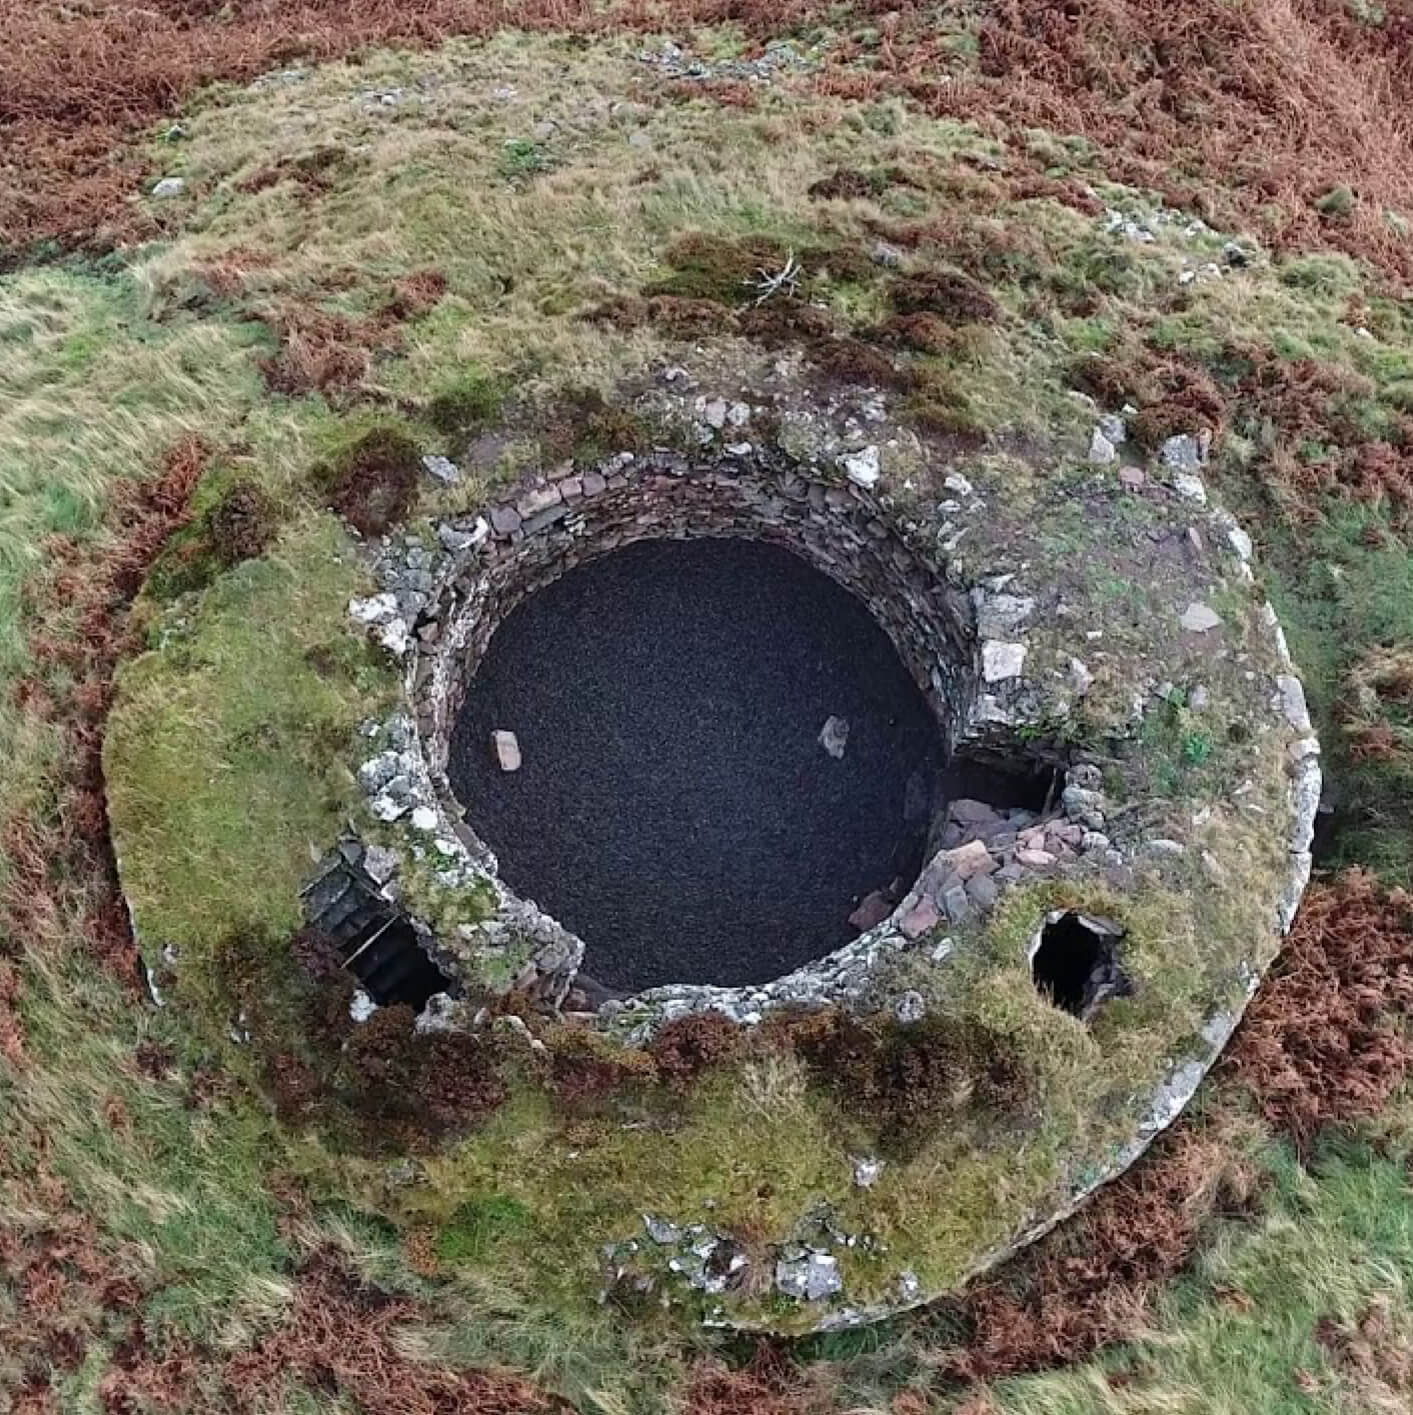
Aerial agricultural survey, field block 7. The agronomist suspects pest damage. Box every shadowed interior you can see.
[447,538,945,991]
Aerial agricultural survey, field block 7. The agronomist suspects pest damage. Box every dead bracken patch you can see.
[258,302,402,399]
[807,166,886,201]
[938,1119,1259,1381]
[222,1249,562,1415]
[683,1345,825,1415]
[1225,869,1413,1147]
[0,1168,149,1412]
[341,1004,508,1143]
[785,1010,1031,1156]
[539,385,647,464]
[1313,1298,1413,1409]
[887,269,1001,324]
[647,1010,745,1088]
[236,144,352,198]
[380,267,449,321]
[204,480,278,567]
[322,426,422,537]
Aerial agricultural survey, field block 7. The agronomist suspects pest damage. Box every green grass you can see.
[104,512,395,1016]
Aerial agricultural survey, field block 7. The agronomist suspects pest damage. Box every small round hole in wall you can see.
[1031,910,1130,1019]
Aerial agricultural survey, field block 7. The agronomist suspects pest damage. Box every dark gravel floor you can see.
[448,538,942,992]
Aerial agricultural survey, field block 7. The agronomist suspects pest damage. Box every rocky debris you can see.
[639,37,820,84]
[775,1250,842,1302]
[982,640,1027,682]
[518,483,563,519]
[1275,674,1313,733]
[848,890,893,932]
[974,592,1035,639]
[1171,472,1208,504]
[1160,434,1205,474]
[1118,465,1146,490]
[852,1156,884,1188]
[644,1214,681,1245]
[818,714,850,759]
[150,176,186,198]
[1180,602,1222,633]
[899,895,939,938]
[838,445,880,487]
[422,454,461,485]
[893,989,926,1024]
[1068,657,1094,695]
[349,989,378,1022]
[1088,427,1119,465]
[1097,413,1127,446]
[490,505,522,535]
[492,729,522,772]
[363,844,399,885]
[607,1220,750,1300]
[437,519,484,553]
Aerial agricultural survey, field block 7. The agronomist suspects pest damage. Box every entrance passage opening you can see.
[447,538,945,992]
[1032,911,1131,1019]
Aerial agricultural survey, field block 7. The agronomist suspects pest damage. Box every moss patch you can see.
[105,512,396,1013]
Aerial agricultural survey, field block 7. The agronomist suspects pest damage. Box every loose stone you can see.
[1160,434,1204,474]
[1098,413,1127,445]
[492,730,522,772]
[965,873,998,911]
[941,884,971,923]
[838,445,881,487]
[1275,674,1313,733]
[893,990,926,1024]
[422,454,461,485]
[517,483,563,519]
[775,1252,841,1302]
[852,1156,884,1188]
[982,640,1027,682]
[900,896,939,938]
[1180,602,1222,633]
[1088,427,1118,465]
[818,715,850,759]
[490,505,522,535]
[151,177,186,198]
[1171,472,1208,504]
[848,890,893,932]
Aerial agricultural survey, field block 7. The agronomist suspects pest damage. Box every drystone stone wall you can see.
[417,449,977,780]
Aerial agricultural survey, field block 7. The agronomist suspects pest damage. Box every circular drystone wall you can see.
[110,359,1316,1334]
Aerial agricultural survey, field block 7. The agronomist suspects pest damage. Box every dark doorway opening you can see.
[342,914,452,1010]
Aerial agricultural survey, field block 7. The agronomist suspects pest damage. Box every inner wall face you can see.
[447,538,941,991]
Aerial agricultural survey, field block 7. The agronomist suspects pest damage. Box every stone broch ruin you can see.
[119,351,1320,1329]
